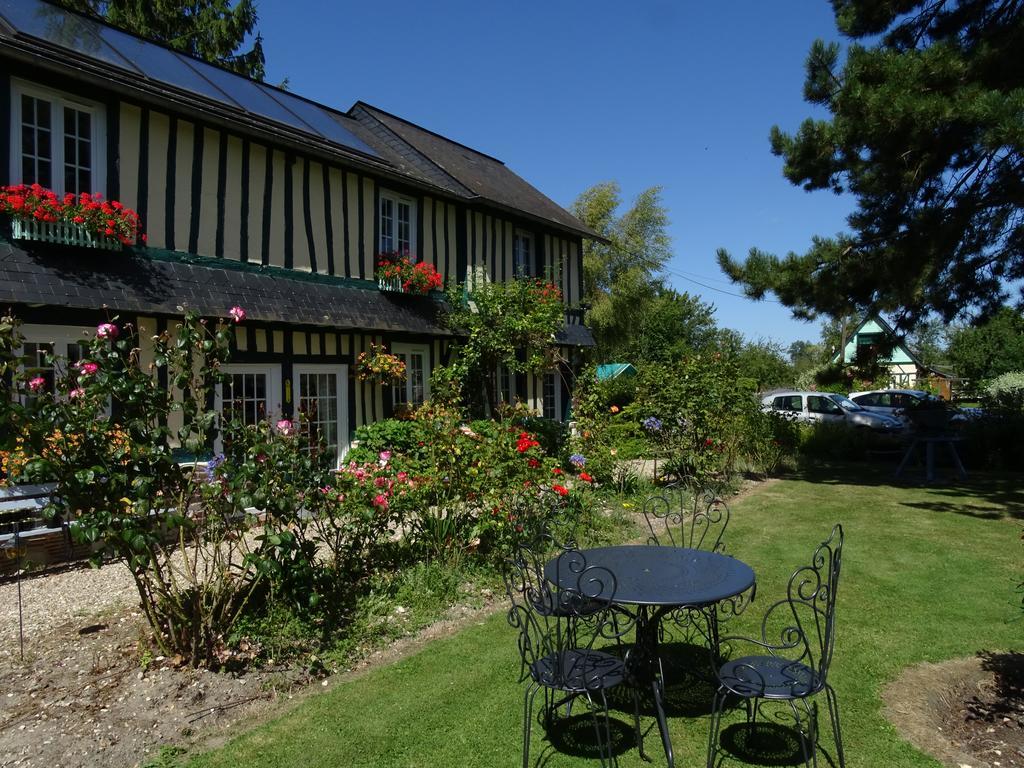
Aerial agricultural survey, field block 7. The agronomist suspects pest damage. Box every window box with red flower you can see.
[1,184,146,250]
[375,251,443,295]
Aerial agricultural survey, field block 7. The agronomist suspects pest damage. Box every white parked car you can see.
[761,391,905,433]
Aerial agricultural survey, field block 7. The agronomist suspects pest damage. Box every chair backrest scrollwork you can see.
[756,523,844,691]
[642,483,730,553]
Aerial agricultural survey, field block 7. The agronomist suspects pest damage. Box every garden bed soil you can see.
[0,567,502,768]
[883,652,1024,768]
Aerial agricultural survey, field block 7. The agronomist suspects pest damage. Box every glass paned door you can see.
[543,372,557,420]
[223,371,269,425]
[295,365,347,467]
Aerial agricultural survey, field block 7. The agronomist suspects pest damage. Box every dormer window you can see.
[10,80,105,196]
[379,189,416,256]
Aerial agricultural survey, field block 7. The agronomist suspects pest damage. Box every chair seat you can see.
[717,655,822,699]
[530,649,626,693]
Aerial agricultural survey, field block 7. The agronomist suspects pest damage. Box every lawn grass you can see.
[188,466,1023,767]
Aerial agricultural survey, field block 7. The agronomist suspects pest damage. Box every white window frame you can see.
[16,324,106,409]
[10,78,107,196]
[214,363,282,453]
[513,229,533,277]
[496,363,517,404]
[378,189,417,258]
[541,370,562,422]
[390,343,430,408]
[293,364,349,468]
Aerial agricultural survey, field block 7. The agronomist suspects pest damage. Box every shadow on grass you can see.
[716,721,810,767]
[534,712,638,766]
[780,462,1024,520]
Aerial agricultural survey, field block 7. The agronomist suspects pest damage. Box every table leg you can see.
[651,676,674,767]
[949,441,967,480]
[627,605,674,768]
[895,439,918,479]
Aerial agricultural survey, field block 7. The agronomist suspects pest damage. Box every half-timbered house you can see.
[0,0,596,465]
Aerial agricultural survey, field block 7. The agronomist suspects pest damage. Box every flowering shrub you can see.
[355,343,407,383]
[376,252,443,294]
[348,405,590,561]
[439,278,566,417]
[0,184,145,245]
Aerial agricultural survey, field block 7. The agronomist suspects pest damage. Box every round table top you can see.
[545,545,755,607]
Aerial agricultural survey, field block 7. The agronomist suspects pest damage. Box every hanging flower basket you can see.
[375,252,443,294]
[1,184,146,249]
[355,343,407,383]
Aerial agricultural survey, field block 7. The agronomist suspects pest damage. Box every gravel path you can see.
[0,563,136,661]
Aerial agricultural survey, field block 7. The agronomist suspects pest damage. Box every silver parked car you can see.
[848,389,968,427]
[761,391,905,433]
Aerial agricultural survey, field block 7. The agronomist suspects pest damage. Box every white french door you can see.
[294,364,349,468]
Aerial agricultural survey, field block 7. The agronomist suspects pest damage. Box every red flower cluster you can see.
[0,184,145,246]
[516,431,540,453]
[376,251,443,294]
[532,280,563,303]
[551,484,569,496]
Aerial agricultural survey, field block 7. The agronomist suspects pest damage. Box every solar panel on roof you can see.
[0,0,138,73]
[178,55,308,128]
[0,0,380,158]
[262,88,378,157]
[96,25,237,106]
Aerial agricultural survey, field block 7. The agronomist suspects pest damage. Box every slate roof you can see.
[556,323,596,348]
[0,240,452,336]
[351,103,599,240]
[0,240,596,345]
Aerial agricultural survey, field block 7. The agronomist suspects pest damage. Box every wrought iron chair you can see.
[641,483,750,668]
[642,483,730,553]
[706,524,845,768]
[503,541,643,768]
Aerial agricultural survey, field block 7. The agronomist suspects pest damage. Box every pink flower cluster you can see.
[331,459,418,513]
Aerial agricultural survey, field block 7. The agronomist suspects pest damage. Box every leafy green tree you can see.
[56,0,266,79]
[571,182,671,357]
[628,287,718,363]
[734,339,795,391]
[948,307,1024,382]
[788,339,826,372]
[717,1,1024,330]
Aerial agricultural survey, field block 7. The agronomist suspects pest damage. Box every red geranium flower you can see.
[579,472,593,483]
[552,484,569,497]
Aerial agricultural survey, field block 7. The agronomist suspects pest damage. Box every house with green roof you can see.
[832,314,954,397]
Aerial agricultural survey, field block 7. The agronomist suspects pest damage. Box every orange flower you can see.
[610,405,620,413]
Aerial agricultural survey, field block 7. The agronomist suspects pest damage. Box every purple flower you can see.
[569,453,586,468]
[204,453,226,482]
[642,416,663,432]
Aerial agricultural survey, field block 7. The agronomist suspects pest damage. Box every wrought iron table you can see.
[545,545,755,767]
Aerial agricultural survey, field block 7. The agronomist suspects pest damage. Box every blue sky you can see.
[259,1,854,349]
